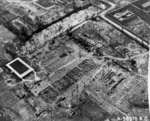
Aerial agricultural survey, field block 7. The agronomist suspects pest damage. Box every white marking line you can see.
[148,50,150,113]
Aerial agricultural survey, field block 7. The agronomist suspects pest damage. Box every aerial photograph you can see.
[0,0,149,121]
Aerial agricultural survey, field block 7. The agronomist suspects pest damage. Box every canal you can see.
[24,4,92,41]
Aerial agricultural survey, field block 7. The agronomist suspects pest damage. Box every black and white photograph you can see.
[0,0,149,121]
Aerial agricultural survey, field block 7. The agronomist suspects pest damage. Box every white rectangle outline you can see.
[6,57,34,79]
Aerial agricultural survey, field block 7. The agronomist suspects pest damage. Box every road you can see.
[100,51,149,61]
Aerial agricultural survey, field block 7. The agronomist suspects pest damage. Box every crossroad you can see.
[90,0,149,50]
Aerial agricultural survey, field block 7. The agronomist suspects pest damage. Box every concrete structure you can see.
[6,57,34,79]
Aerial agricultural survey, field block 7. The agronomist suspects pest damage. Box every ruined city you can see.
[0,0,149,121]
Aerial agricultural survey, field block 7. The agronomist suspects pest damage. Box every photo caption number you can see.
[117,116,148,121]
[123,116,134,121]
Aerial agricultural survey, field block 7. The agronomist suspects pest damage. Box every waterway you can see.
[24,4,92,41]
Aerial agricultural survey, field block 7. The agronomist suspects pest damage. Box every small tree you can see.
[21,26,28,37]
[35,16,45,29]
